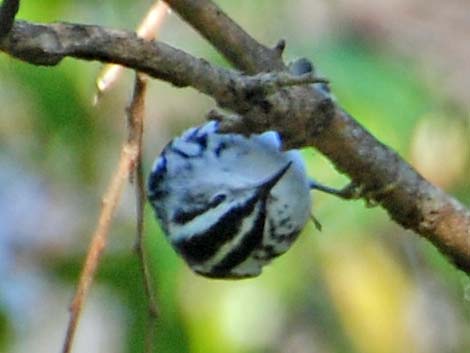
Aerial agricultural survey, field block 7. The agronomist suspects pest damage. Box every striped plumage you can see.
[147,121,312,279]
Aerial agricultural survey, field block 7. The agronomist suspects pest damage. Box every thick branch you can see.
[313,109,470,271]
[0,21,221,85]
[0,21,320,110]
[164,0,284,74]
[1,17,469,272]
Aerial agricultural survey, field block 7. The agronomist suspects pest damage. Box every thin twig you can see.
[136,160,159,353]
[127,73,159,353]
[244,71,328,96]
[62,72,158,353]
[94,0,170,102]
[62,143,139,353]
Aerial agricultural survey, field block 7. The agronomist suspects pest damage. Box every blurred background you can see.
[1,0,470,352]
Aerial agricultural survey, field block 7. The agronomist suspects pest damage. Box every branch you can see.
[164,0,285,74]
[0,0,19,38]
[127,73,159,353]
[1,12,469,272]
[62,143,139,353]
[62,72,152,353]
[0,20,329,139]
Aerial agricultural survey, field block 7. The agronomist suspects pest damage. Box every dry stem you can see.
[62,143,139,353]
[128,73,159,352]
[95,0,170,99]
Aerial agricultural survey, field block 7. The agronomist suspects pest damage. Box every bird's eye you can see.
[210,193,226,206]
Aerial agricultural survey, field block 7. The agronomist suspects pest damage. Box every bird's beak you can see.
[256,161,292,196]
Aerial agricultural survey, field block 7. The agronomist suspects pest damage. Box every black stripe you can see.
[170,145,191,158]
[186,126,201,140]
[173,193,260,264]
[172,194,226,224]
[214,141,228,157]
[210,200,267,275]
[147,155,167,201]
[173,207,208,225]
[191,133,208,150]
[172,132,207,158]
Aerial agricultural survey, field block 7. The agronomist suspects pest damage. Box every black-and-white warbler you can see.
[147,58,335,279]
[148,121,316,279]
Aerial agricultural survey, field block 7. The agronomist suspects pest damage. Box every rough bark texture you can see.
[1,0,469,272]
